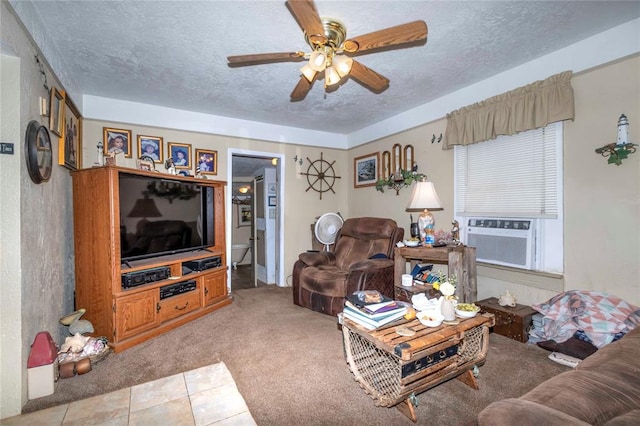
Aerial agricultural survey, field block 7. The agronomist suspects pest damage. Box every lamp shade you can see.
[127,197,162,218]
[299,64,317,83]
[325,66,341,86]
[332,55,353,77]
[406,181,442,211]
[308,50,327,72]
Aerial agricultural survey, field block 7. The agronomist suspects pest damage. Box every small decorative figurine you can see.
[164,157,176,175]
[195,165,207,179]
[94,141,104,166]
[451,219,460,243]
[498,290,517,307]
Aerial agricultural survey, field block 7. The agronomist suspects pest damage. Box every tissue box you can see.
[27,331,58,399]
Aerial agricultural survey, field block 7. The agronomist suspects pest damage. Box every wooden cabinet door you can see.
[114,290,159,341]
[202,270,227,306]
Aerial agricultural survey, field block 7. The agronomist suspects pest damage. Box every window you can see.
[454,122,563,273]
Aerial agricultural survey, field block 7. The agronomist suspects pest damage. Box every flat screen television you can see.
[118,172,215,263]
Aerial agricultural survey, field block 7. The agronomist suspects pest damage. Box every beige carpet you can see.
[24,286,569,425]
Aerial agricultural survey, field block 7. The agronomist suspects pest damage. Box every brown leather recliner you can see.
[292,217,404,316]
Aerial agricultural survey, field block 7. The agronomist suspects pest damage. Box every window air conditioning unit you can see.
[464,217,535,270]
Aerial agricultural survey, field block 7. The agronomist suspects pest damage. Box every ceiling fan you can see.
[227,0,428,101]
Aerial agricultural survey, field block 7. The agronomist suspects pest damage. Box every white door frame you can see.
[227,149,285,289]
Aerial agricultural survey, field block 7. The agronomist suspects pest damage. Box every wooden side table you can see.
[394,245,477,303]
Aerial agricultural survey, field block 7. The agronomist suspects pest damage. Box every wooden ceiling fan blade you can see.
[227,52,304,67]
[286,0,326,44]
[290,75,314,102]
[349,60,389,93]
[343,20,427,53]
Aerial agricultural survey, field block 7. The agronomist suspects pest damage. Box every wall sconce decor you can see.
[376,143,425,195]
[595,114,637,166]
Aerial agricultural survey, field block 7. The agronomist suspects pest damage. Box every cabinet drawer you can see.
[158,289,200,323]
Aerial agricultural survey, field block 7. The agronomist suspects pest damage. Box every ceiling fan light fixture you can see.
[325,66,341,87]
[332,54,353,77]
[309,50,327,72]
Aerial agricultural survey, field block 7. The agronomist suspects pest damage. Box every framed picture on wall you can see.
[168,142,192,169]
[49,87,65,137]
[195,148,217,175]
[238,205,251,227]
[354,152,380,188]
[59,94,82,170]
[137,135,163,163]
[103,127,132,158]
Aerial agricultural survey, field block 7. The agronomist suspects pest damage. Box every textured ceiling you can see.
[10,1,640,136]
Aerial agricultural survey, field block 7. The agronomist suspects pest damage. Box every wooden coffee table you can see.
[342,313,495,422]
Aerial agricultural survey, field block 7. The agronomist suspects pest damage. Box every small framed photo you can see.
[168,142,192,169]
[136,158,155,171]
[268,196,276,207]
[60,94,82,170]
[103,127,132,158]
[238,205,251,227]
[137,135,163,163]
[354,152,380,188]
[49,87,65,137]
[195,148,217,175]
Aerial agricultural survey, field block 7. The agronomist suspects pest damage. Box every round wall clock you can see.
[25,120,53,184]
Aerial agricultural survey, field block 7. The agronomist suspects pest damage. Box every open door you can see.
[253,175,264,287]
[253,168,277,286]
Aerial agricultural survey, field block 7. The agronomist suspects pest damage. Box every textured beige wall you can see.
[0,53,23,420]
[563,55,640,304]
[347,56,640,306]
[348,118,451,233]
[1,3,76,417]
[82,119,349,285]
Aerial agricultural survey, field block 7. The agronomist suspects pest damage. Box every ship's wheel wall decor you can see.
[299,152,341,200]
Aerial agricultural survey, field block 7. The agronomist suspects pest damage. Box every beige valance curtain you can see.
[444,71,574,149]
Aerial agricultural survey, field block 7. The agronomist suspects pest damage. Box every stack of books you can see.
[343,295,407,330]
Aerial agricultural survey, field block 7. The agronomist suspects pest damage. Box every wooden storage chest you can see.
[475,297,536,343]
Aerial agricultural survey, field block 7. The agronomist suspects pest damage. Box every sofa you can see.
[292,217,404,316]
[477,326,640,425]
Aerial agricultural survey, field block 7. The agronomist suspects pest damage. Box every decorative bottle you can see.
[425,223,435,246]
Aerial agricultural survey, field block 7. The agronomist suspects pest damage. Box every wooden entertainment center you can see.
[72,166,231,352]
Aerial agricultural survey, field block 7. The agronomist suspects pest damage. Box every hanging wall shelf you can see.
[376,144,425,194]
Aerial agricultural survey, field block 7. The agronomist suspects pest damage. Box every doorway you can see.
[227,150,284,292]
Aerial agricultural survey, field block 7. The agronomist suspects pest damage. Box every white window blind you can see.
[455,122,561,218]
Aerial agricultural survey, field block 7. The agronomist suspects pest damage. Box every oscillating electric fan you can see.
[314,212,344,251]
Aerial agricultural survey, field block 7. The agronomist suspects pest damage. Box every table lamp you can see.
[406,179,442,246]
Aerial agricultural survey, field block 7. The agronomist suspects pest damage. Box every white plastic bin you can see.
[27,331,58,399]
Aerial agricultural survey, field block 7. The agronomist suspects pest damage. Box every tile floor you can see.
[2,362,256,426]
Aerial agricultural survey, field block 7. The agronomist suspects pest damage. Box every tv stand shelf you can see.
[72,166,230,352]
